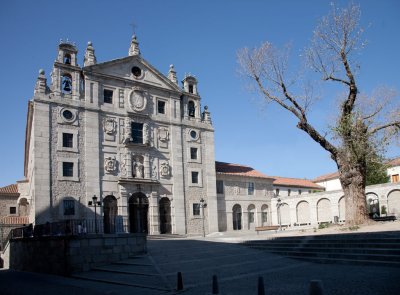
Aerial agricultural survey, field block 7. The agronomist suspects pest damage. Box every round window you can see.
[190,130,197,139]
[62,110,73,120]
[131,66,142,77]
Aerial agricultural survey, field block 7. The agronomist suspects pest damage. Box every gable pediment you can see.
[84,56,180,92]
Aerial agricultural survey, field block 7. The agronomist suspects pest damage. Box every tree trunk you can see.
[338,165,369,226]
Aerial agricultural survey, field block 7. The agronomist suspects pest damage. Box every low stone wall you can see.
[5,233,146,276]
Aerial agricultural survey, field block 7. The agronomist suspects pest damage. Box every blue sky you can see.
[0,0,399,187]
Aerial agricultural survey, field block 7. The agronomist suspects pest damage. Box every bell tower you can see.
[50,39,81,100]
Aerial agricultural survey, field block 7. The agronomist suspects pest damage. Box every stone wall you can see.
[4,234,146,275]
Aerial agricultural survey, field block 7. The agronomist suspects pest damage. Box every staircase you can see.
[244,231,400,267]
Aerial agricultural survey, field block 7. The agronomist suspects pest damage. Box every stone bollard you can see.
[177,272,184,291]
[212,275,219,294]
[257,276,265,295]
[309,280,324,295]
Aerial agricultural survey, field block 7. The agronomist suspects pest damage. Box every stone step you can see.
[264,246,400,256]
[267,249,400,263]
[247,242,400,250]
[285,254,400,267]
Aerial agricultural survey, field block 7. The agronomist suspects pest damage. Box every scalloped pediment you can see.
[84,56,180,92]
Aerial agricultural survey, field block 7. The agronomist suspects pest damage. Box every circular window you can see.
[190,130,197,139]
[131,66,142,77]
[62,110,73,120]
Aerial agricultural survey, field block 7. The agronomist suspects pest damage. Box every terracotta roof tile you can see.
[215,161,273,180]
[388,157,400,167]
[0,184,19,195]
[272,176,324,189]
[312,172,340,183]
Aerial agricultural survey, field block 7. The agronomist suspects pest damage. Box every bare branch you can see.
[369,121,400,135]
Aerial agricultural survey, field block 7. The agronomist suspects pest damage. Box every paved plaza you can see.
[1,226,400,295]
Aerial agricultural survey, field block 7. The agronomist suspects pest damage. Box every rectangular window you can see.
[276,188,280,196]
[63,200,75,216]
[216,180,224,194]
[9,207,17,215]
[247,182,254,195]
[191,171,199,184]
[193,203,200,216]
[104,89,113,104]
[288,189,291,196]
[131,122,143,144]
[62,133,73,148]
[298,190,302,195]
[63,162,74,177]
[392,174,399,183]
[190,147,198,160]
[157,100,166,114]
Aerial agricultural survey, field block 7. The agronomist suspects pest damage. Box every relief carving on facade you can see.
[129,87,147,112]
[160,161,170,177]
[158,127,169,142]
[103,117,117,135]
[104,156,117,173]
[120,154,128,177]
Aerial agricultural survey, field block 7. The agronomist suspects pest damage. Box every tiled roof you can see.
[388,157,400,167]
[0,184,19,195]
[272,176,324,189]
[215,161,273,180]
[312,172,340,183]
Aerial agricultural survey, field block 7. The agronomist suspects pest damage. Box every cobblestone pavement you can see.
[147,237,400,295]
[1,230,400,294]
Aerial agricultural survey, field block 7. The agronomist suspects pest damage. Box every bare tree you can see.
[237,3,400,225]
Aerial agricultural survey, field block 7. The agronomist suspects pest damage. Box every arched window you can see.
[188,101,195,117]
[188,84,194,94]
[62,74,72,94]
[64,53,71,64]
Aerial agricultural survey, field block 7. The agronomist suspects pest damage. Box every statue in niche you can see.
[103,118,117,135]
[160,161,170,177]
[104,156,117,173]
[133,157,144,178]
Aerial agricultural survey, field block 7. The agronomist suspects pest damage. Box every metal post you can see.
[200,198,207,238]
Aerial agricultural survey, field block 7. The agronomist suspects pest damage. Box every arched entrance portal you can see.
[103,195,117,234]
[159,197,172,234]
[366,193,380,218]
[232,204,242,230]
[129,193,149,234]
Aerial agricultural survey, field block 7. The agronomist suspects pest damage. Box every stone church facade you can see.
[20,36,218,235]
[15,36,400,236]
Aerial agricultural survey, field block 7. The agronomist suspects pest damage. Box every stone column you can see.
[144,153,151,179]
[126,152,132,178]
[149,192,160,235]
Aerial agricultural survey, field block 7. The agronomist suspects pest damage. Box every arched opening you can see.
[261,204,269,226]
[128,192,149,233]
[188,84,194,94]
[188,101,195,117]
[62,74,72,94]
[18,198,29,217]
[317,198,332,223]
[64,53,71,64]
[247,204,256,230]
[387,190,400,217]
[338,196,345,222]
[232,204,242,230]
[159,197,171,234]
[366,193,380,218]
[280,203,290,225]
[296,201,310,225]
[103,195,118,234]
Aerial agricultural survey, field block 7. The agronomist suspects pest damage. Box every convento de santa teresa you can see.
[1,35,400,237]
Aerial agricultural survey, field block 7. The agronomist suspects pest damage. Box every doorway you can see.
[128,192,149,233]
[232,204,242,230]
[103,195,117,233]
[159,197,172,234]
